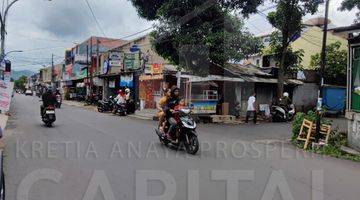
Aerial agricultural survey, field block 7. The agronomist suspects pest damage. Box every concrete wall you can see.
[346,112,360,151]
[293,83,319,112]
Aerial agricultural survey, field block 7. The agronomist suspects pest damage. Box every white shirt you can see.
[115,94,125,104]
[247,96,256,111]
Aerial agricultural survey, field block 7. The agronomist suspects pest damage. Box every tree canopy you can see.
[14,75,27,91]
[266,0,322,97]
[129,0,263,75]
[340,0,360,22]
[310,41,347,86]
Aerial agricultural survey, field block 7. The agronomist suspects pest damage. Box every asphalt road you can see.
[3,94,360,200]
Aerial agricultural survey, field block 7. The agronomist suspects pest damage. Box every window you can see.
[352,47,360,111]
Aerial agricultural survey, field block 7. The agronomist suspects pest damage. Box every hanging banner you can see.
[120,74,134,88]
[0,81,14,112]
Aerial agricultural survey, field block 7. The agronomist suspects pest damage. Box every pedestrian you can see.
[245,92,258,124]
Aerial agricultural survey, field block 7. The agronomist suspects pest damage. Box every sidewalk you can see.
[62,100,98,112]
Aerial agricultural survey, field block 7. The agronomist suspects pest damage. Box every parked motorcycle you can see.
[41,105,56,127]
[55,94,62,108]
[155,108,199,155]
[98,96,115,113]
[271,104,295,122]
[113,103,127,116]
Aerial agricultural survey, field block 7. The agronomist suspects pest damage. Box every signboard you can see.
[124,52,140,71]
[3,72,10,82]
[151,63,164,74]
[120,74,134,88]
[189,100,217,114]
[109,80,116,88]
[109,52,122,60]
[0,81,14,112]
[109,60,123,67]
[74,54,88,64]
[103,60,109,74]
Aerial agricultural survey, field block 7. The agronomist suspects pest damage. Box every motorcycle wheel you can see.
[98,107,104,113]
[185,132,199,155]
[46,122,53,127]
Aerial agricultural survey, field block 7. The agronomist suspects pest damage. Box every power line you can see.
[83,0,107,37]
[119,27,154,40]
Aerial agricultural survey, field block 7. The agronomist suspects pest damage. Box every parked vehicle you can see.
[98,96,115,113]
[113,103,127,116]
[55,94,62,108]
[155,108,199,155]
[85,93,101,106]
[271,104,295,122]
[41,105,56,127]
[25,89,33,96]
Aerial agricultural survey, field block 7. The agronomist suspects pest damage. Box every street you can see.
[1,94,359,200]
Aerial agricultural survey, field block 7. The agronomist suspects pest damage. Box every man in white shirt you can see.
[245,93,258,124]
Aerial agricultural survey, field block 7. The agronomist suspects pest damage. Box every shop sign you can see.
[74,54,88,64]
[190,100,217,114]
[109,60,123,67]
[109,80,116,88]
[109,51,122,60]
[124,52,140,71]
[120,74,134,88]
[151,63,163,74]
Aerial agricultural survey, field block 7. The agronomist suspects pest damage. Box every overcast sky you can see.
[3,0,358,71]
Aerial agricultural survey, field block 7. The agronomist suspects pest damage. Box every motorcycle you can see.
[42,105,56,127]
[113,102,127,116]
[155,108,199,155]
[55,94,62,108]
[98,96,115,113]
[271,104,296,122]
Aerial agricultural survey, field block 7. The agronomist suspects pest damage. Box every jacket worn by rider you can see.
[42,91,56,107]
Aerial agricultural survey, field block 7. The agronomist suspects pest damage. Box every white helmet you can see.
[283,92,289,97]
[125,88,130,93]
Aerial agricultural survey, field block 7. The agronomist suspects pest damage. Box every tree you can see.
[310,41,347,86]
[14,75,27,91]
[340,0,360,22]
[267,0,322,97]
[265,31,305,77]
[129,0,263,75]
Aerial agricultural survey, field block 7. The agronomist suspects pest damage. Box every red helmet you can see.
[118,89,124,95]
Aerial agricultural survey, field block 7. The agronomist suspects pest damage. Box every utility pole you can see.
[315,0,330,142]
[95,38,99,95]
[86,44,89,96]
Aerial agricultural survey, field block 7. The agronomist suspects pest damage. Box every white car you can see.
[25,90,33,96]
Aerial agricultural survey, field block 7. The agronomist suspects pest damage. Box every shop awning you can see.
[241,76,303,85]
[187,75,245,83]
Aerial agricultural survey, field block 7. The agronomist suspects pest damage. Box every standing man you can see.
[245,92,258,124]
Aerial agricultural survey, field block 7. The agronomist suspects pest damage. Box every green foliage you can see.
[266,0,323,96]
[292,111,318,136]
[267,31,304,76]
[14,75,27,91]
[292,111,360,162]
[130,0,263,75]
[310,41,347,86]
[340,0,360,22]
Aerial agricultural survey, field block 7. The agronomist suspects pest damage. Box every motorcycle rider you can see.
[41,86,56,116]
[114,89,126,113]
[279,92,292,111]
[157,88,171,133]
[164,86,181,142]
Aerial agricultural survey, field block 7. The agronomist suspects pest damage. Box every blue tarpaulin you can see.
[322,86,346,112]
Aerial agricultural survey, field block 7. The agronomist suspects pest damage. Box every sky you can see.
[3,0,358,72]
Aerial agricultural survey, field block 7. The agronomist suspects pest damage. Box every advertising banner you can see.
[124,52,140,71]
[120,74,134,88]
[0,81,14,112]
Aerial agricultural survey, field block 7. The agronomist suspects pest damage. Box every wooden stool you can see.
[297,119,314,149]
[297,119,332,150]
